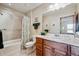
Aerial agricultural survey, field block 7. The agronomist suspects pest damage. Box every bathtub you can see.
[3,39,21,48]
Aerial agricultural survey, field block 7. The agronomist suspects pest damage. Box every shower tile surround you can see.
[0,6,23,42]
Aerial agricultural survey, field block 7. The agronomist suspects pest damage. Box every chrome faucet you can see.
[54,34,60,37]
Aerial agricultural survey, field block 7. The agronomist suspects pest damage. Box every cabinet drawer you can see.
[36,37,43,44]
[43,45,55,56]
[71,46,79,56]
[43,40,53,47]
[43,44,54,50]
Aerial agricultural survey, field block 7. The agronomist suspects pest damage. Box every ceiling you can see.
[0,3,42,13]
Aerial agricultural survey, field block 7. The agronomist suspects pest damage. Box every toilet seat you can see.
[24,36,36,48]
[25,41,34,48]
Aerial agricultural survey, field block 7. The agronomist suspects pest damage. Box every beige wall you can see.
[77,4,79,13]
[26,4,49,37]
[0,6,24,41]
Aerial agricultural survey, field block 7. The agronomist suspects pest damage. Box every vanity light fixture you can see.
[48,3,71,11]
[54,3,60,10]
[48,4,55,11]
[49,4,54,9]
[8,3,12,6]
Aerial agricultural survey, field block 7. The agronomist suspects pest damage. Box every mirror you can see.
[75,14,79,37]
[60,15,75,34]
[76,14,79,32]
[42,3,79,36]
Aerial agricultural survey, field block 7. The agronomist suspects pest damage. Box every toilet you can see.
[24,36,36,48]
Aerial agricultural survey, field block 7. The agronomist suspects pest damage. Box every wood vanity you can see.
[36,37,79,56]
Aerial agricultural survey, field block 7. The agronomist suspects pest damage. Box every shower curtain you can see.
[21,16,30,48]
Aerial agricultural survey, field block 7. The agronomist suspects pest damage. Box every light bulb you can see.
[8,3,12,6]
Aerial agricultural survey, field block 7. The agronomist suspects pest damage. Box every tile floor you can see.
[0,39,36,56]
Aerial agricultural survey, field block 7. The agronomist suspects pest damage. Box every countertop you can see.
[34,35,79,47]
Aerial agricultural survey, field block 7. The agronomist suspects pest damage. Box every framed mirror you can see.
[60,15,75,34]
[75,14,79,37]
[75,14,79,32]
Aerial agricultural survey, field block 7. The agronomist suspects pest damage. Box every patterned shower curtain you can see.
[21,16,30,48]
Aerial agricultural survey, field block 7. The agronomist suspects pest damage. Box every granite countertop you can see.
[34,35,79,47]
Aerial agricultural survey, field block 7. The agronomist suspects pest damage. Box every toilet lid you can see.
[25,41,34,46]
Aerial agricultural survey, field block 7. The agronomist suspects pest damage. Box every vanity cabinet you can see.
[36,37,43,56]
[36,37,68,56]
[71,45,79,56]
[36,37,79,56]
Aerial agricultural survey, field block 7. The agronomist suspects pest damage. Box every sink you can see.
[45,33,75,40]
[46,35,62,40]
[75,38,79,40]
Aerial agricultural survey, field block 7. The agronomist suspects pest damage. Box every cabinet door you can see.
[36,49,43,56]
[71,45,79,56]
[44,40,68,52]
[43,48,55,56]
[36,37,43,44]
[36,43,42,50]
[51,41,68,52]
[55,49,67,56]
[36,37,43,56]
[43,45,55,56]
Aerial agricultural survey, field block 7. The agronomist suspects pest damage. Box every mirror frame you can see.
[60,14,76,35]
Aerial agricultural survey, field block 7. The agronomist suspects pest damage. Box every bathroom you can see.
[0,3,79,56]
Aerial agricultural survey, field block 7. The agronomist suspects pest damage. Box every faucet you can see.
[54,34,60,37]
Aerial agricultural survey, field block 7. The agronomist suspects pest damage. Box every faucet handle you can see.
[54,34,59,37]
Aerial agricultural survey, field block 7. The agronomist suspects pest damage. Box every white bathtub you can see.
[3,39,21,48]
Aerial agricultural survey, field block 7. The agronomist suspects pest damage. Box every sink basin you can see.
[46,33,75,40]
[45,35,62,40]
[46,34,64,39]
